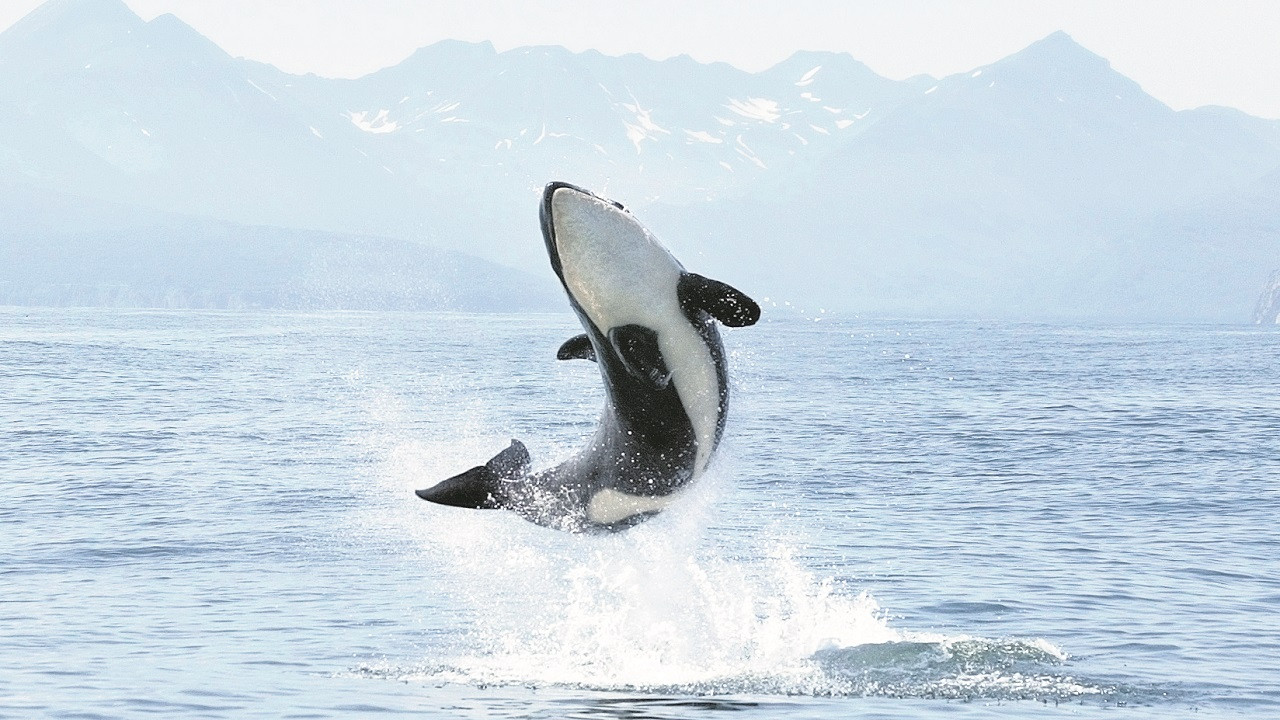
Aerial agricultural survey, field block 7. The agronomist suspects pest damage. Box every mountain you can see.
[262,41,916,197]
[0,184,559,310]
[645,32,1280,320]
[1140,166,1280,321]
[0,0,406,233]
[2,1,1278,320]
[236,39,928,267]
[1,0,929,269]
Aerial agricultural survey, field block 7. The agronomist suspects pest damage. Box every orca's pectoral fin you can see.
[415,439,529,510]
[556,334,596,362]
[608,325,672,388]
[678,273,761,327]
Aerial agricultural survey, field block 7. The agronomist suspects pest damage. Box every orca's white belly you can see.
[552,189,720,473]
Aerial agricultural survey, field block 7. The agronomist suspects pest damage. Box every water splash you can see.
[445,535,899,691]
[350,393,1113,702]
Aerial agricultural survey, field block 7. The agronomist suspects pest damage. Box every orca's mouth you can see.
[540,181,582,281]
[540,181,592,281]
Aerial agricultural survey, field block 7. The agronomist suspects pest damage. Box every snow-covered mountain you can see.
[0,0,923,264]
[0,0,411,234]
[2,0,1278,319]
[647,32,1280,320]
[282,42,922,198]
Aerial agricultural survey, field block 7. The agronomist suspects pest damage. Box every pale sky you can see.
[3,0,1279,118]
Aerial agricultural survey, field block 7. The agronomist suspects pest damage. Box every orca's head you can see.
[538,181,684,325]
[539,182,629,282]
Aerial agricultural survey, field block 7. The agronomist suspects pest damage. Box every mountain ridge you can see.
[1,0,1277,320]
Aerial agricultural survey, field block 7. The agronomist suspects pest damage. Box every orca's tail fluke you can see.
[415,439,530,510]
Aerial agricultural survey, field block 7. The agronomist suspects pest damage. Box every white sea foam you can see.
[348,363,1096,701]
[389,485,897,691]
[447,533,898,689]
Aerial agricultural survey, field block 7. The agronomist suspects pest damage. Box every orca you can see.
[416,182,760,532]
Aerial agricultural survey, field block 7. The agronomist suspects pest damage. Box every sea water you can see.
[1,307,1277,719]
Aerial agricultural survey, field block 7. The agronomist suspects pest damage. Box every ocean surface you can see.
[2,307,1278,719]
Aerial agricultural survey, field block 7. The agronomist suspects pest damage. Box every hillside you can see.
[0,184,559,311]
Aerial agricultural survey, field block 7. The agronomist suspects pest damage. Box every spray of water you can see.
[349,385,1111,701]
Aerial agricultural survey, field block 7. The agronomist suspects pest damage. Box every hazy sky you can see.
[3,0,1279,118]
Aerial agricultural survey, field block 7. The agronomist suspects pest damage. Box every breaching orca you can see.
[416,182,760,531]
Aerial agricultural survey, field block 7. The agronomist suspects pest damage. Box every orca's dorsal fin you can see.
[608,325,672,388]
[486,439,530,479]
[415,439,529,509]
[556,334,596,362]
[678,273,761,327]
